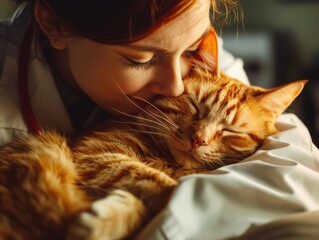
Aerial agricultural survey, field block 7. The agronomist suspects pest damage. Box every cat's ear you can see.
[257,80,308,116]
[196,27,219,76]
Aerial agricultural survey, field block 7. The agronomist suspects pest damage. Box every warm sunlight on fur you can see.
[0,68,306,239]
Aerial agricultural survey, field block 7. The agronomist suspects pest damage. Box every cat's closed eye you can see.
[222,128,238,134]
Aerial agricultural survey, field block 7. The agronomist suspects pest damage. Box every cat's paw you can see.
[67,189,146,240]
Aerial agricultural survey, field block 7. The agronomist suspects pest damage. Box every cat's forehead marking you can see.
[182,74,250,126]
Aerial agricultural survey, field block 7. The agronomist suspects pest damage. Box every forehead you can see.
[128,0,211,52]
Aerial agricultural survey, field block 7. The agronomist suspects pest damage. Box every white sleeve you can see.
[218,37,250,85]
[136,113,319,240]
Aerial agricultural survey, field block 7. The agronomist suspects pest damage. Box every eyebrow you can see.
[124,26,211,52]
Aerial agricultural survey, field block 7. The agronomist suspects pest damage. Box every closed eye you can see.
[125,56,157,70]
[223,128,238,134]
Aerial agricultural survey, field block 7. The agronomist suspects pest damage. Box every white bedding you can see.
[135,113,319,240]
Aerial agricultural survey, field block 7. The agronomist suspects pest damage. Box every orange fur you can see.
[0,70,306,239]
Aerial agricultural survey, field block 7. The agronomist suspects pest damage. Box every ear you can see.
[257,80,308,117]
[34,2,75,49]
[196,27,219,76]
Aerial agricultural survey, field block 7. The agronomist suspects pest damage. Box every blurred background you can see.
[221,0,319,146]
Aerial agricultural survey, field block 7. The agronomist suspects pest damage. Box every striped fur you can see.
[0,70,306,239]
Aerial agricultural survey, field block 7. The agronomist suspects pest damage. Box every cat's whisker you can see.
[123,129,172,138]
[209,158,225,169]
[204,159,216,169]
[105,105,172,131]
[110,79,174,130]
[144,109,178,131]
[130,96,178,129]
[105,120,168,134]
[215,159,226,168]
[201,154,227,169]
[107,125,172,138]
[108,77,176,131]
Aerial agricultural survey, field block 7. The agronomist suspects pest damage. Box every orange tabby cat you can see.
[0,68,306,239]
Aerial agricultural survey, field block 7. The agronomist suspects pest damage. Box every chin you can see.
[170,148,204,169]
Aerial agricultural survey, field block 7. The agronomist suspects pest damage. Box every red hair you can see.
[38,0,197,44]
[14,0,238,45]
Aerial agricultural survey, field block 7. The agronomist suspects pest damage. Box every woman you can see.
[0,0,318,239]
[0,0,248,146]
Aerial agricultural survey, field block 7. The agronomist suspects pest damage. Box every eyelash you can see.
[126,49,200,71]
[126,57,157,70]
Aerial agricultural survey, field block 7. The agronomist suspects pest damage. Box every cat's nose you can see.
[190,130,209,150]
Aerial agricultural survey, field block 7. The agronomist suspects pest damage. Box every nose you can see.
[190,124,211,151]
[149,57,190,97]
[191,129,209,150]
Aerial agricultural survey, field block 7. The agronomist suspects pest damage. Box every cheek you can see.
[112,70,153,95]
[67,43,107,90]
[69,57,111,98]
[67,45,154,105]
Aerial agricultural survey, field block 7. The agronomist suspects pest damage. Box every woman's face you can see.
[55,0,211,114]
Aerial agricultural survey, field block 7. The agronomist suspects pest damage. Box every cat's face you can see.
[140,71,306,169]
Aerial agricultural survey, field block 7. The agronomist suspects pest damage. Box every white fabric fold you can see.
[136,113,319,240]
